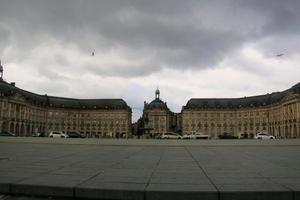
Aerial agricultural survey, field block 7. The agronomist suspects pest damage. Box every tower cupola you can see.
[155,87,160,99]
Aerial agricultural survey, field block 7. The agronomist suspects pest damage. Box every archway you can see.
[15,123,19,136]
[278,126,281,138]
[10,122,14,133]
[20,124,25,136]
[293,124,297,139]
[2,121,8,132]
[285,125,288,138]
[27,125,30,135]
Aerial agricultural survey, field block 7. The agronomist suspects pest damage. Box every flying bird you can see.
[91,52,95,56]
[276,53,284,57]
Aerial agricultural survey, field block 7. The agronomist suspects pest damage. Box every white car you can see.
[48,131,68,138]
[182,132,197,139]
[182,133,192,139]
[161,132,182,139]
[183,132,209,139]
[255,133,275,139]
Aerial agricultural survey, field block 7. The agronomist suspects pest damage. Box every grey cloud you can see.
[87,63,162,77]
[38,67,69,80]
[0,0,300,77]
[256,35,300,59]
[240,1,300,35]
[0,25,11,54]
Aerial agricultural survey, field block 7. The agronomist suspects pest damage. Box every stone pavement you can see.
[0,138,300,200]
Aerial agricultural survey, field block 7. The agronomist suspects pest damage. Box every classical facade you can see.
[0,59,299,139]
[0,80,132,137]
[140,89,178,137]
[182,83,300,138]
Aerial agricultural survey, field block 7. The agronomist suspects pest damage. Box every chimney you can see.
[10,82,15,86]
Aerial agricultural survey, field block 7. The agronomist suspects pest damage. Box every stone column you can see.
[29,123,33,133]
[0,100,3,118]
[14,104,16,120]
[8,103,11,118]
[13,122,16,134]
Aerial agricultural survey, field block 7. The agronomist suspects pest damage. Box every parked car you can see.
[67,132,84,138]
[48,131,68,138]
[153,133,161,139]
[182,133,192,139]
[239,133,248,139]
[218,132,238,139]
[194,133,210,139]
[183,132,210,139]
[32,132,43,137]
[0,131,15,137]
[161,132,182,139]
[255,132,275,139]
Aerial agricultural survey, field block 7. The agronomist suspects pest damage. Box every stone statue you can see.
[0,60,3,80]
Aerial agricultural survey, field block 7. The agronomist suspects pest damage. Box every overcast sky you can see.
[1,0,300,121]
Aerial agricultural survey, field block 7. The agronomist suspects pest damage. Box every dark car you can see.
[67,132,84,138]
[0,131,15,136]
[218,132,238,139]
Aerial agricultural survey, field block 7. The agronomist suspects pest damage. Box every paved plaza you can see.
[0,138,300,200]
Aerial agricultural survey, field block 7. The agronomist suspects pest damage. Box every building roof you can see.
[184,82,300,109]
[144,98,169,110]
[0,80,131,110]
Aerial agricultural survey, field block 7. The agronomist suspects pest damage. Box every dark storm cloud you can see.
[0,0,300,77]
[240,1,300,34]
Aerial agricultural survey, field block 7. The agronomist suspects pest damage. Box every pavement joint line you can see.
[10,159,81,188]
[284,184,299,197]
[258,171,299,200]
[8,147,110,197]
[29,145,104,168]
[72,170,104,198]
[1,140,300,200]
[144,147,166,194]
[73,146,147,199]
[184,146,220,196]
[266,175,295,194]
[242,149,298,177]
[108,146,145,169]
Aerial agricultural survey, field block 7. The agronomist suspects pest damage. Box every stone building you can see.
[140,88,179,137]
[0,59,299,139]
[0,80,132,137]
[182,83,300,138]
